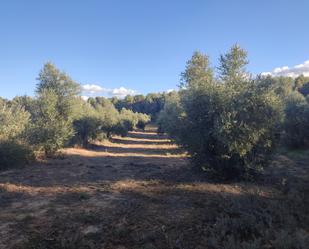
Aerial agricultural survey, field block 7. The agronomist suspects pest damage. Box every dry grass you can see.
[0,126,308,248]
[63,147,185,158]
[0,183,96,196]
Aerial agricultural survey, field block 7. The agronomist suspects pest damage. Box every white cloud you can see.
[111,87,136,98]
[81,95,89,101]
[81,84,136,98]
[165,89,175,93]
[82,84,105,94]
[261,60,309,78]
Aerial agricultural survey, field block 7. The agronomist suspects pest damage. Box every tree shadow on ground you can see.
[1,130,309,248]
[0,129,193,188]
[8,179,309,249]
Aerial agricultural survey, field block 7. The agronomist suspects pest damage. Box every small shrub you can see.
[0,140,34,170]
[112,122,129,137]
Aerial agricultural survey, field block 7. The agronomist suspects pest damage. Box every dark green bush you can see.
[118,108,138,131]
[299,82,309,96]
[136,113,151,130]
[283,92,309,148]
[0,141,34,170]
[72,116,101,147]
[111,122,129,137]
[0,101,33,169]
[136,120,146,130]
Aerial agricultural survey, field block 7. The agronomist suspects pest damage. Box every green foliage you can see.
[0,97,7,106]
[25,63,81,156]
[180,51,213,89]
[73,116,101,147]
[119,108,139,131]
[1,62,151,163]
[294,74,309,90]
[70,98,102,147]
[111,121,130,137]
[0,102,30,141]
[218,44,249,84]
[157,92,183,137]
[255,75,309,149]
[283,92,309,148]
[72,96,133,143]
[136,112,151,130]
[114,93,166,121]
[36,62,80,97]
[0,102,33,169]
[3,52,308,177]
[28,89,74,156]
[118,108,150,132]
[159,46,283,179]
[94,98,120,138]
[36,62,80,119]
[274,77,295,99]
[10,95,37,116]
[253,75,295,100]
[0,140,34,170]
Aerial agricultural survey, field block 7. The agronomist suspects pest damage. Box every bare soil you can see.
[0,127,308,249]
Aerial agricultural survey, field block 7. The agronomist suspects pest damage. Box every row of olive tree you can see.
[72,96,150,147]
[0,63,150,169]
[158,45,309,179]
[111,93,166,121]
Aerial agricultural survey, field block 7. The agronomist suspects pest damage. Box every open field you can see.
[0,127,308,249]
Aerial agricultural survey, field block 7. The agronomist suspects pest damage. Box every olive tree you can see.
[28,89,74,156]
[136,113,151,130]
[159,45,284,179]
[71,98,102,147]
[29,63,80,156]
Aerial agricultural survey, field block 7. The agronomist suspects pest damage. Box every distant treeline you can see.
[110,93,168,121]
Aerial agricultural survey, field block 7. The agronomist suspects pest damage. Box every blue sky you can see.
[1,0,309,99]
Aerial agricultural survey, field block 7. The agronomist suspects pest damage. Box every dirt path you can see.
[0,127,308,248]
